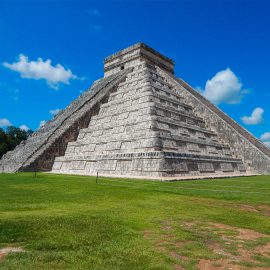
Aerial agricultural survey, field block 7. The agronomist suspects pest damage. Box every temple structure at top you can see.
[104,43,174,76]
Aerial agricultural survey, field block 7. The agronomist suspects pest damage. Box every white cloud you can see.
[0,118,12,127]
[261,132,270,141]
[86,9,101,16]
[39,120,46,129]
[241,107,264,125]
[0,83,20,100]
[12,89,20,101]
[200,68,248,105]
[3,54,77,89]
[49,108,61,116]
[19,125,30,131]
[260,132,270,148]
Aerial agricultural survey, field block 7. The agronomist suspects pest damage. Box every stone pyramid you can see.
[1,43,270,179]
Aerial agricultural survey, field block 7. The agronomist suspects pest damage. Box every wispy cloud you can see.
[241,107,264,125]
[49,108,61,116]
[0,82,20,101]
[86,8,102,32]
[0,118,12,127]
[199,68,249,105]
[39,120,46,129]
[3,54,77,89]
[19,125,30,131]
[260,132,270,147]
[12,88,20,101]
[86,9,101,16]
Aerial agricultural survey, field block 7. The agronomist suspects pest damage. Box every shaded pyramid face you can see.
[0,71,131,173]
[1,43,270,179]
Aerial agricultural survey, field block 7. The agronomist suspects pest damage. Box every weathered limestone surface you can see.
[104,43,174,77]
[1,42,270,178]
[157,68,270,174]
[52,61,246,177]
[52,42,259,177]
[0,69,131,172]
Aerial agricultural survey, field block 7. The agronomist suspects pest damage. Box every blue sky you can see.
[0,1,269,145]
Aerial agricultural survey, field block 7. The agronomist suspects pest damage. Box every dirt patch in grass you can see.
[237,204,260,213]
[143,230,152,239]
[170,251,189,261]
[254,242,270,256]
[197,258,244,270]
[258,205,270,217]
[145,221,270,269]
[143,228,191,267]
[209,222,234,230]
[174,264,184,270]
[182,221,195,229]
[0,253,4,261]
[198,223,270,269]
[0,247,24,262]
[211,223,266,240]
[236,203,270,218]
[237,228,265,240]
[161,220,173,232]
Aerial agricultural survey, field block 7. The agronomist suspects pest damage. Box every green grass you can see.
[0,173,270,269]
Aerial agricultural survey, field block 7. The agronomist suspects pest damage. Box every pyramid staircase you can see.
[1,43,270,179]
[52,62,249,178]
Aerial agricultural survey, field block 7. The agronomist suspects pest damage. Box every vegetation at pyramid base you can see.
[0,127,33,159]
[0,173,270,269]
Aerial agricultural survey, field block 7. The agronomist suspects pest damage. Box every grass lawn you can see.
[0,173,270,269]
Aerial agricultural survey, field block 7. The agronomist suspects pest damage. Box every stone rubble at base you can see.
[1,43,270,179]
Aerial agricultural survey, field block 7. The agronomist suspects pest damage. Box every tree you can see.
[0,128,9,158]
[0,126,33,159]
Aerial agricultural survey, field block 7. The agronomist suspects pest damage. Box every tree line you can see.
[0,127,33,159]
